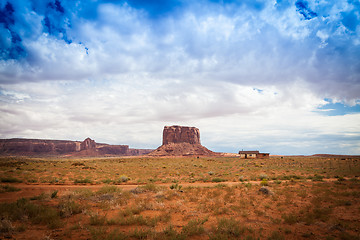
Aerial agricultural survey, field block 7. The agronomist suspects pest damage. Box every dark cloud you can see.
[295,0,317,20]
[43,0,71,43]
[0,2,26,59]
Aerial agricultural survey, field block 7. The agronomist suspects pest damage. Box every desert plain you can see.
[0,155,359,240]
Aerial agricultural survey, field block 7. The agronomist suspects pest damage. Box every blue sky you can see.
[0,0,359,155]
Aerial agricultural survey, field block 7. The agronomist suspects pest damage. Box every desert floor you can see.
[0,156,359,239]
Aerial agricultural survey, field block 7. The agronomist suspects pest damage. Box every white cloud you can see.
[0,0,359,155]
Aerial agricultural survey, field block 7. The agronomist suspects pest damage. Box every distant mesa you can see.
[148,125,217,156]
[0,138,152,157]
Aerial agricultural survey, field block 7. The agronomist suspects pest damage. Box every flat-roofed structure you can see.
[239,150,269,159]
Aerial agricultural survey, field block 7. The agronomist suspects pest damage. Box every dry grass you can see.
[0,156,359,239]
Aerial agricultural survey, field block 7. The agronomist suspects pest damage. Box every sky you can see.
[0,0,359,155]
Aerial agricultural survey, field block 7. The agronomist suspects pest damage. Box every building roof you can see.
[239,150,259,154]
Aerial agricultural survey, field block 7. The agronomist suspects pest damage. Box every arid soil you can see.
[0,156,359,239]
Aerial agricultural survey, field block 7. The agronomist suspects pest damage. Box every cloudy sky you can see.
[1,0,359,155]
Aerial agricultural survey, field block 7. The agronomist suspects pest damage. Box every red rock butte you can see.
[162,126,201,145]
[148,125,217,156]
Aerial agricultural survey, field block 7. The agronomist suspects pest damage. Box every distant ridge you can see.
[0,138,152,157]
[312,154,360,158]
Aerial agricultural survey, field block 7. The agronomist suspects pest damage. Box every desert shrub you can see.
[268,231,285,240]
[304,207,333,223]
[130,228,154,239]
[0,177,22,183]
[281,175,303,180]
[30,192,48,200]
[160,225,185,240]
[101,230,128,240]
[244,182,252,188]
[0,219,14,233]
[260,179,269,186]
[74,178,92,184]
[71,162,85,166]
[0,198,61,229]
[0,185,21,193]
[208,171,214,175]
[97,185,120,195]
[118,175,130,183]
[212,178,226,183]
[337,176,345,182]
[259,174,268,180]
[51,190,58,199]
[59,200,84,217]
[89,213,107,225]
[282,213,299,224]
[140,183,160,192]
[211,218,245,238]
[119,206,144,217]
[310,174,324,181]
[72,188,95,199]
[101,179,112,184]
[182,219,206,236]
[239,176,247,182]
[170,183,182,191]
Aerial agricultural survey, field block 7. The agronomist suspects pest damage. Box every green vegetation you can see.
[0,198,61,229]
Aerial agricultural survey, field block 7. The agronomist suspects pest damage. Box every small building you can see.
[239,150,269,159]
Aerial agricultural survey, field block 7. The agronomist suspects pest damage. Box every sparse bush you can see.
[51,190,58,199]
[97,185,120,194]
[337,176,345,182]
[74,178,92,184]
[30,192,48,200]
[89,213,107,225]
[212,178,226,183]
[239,176,247,182]
[0,198,61,229]
[282,213,298,224]
[0,219,14,233]
[101,179,112,184]
[268,231,285,240]
[260,179,269,186]
[118,175,130,183]
[259,174,268,180]
[182,219,206,236]
[211,218,245,238]
[310,174,324,181]
[208,171,214,175]
[130,228,154,239]
[0,185,21,193]
[59,200,84,217]
[140,183,160,192]
[170,183,182,191]
[0,177,22,183]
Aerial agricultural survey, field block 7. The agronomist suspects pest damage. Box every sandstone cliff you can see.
[0,138,151,156]
[148,125,216,156]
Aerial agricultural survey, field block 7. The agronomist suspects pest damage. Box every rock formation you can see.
[162,126,201,145]
[80,137,96,151]
[148,125,216,156]
[0,138,152,156]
